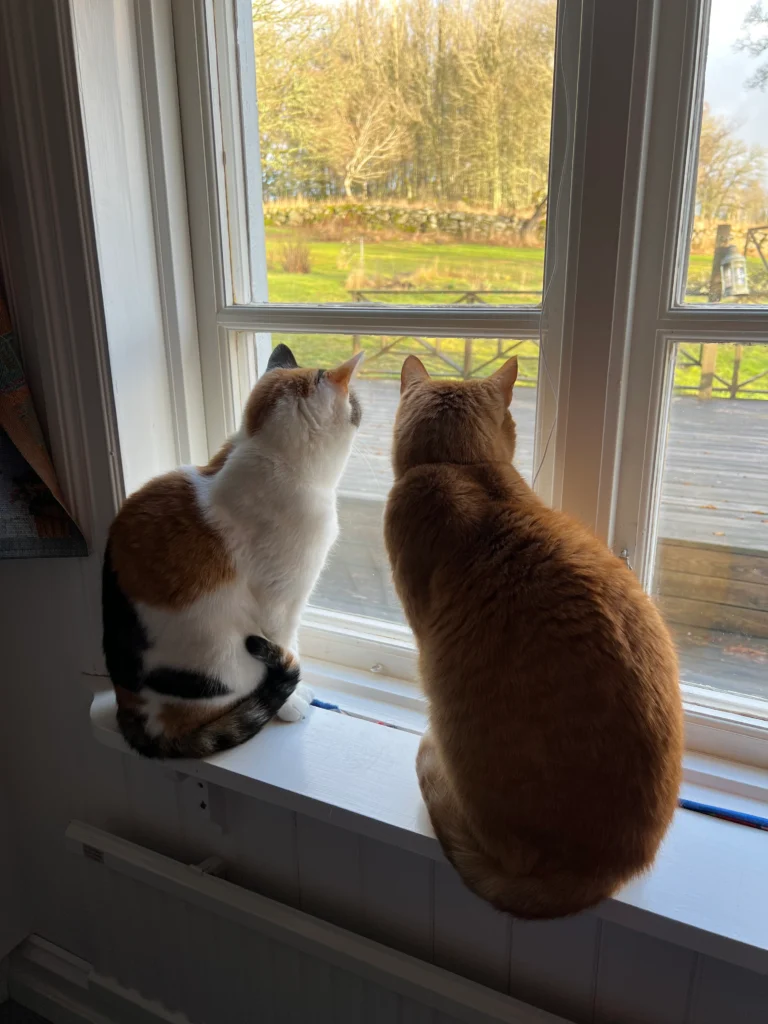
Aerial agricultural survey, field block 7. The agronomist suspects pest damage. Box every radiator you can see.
[60,820,566,1024]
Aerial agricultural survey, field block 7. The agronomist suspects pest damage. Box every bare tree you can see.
[252,0,557,212]
[696,104,767,219]
[736,0,768,91]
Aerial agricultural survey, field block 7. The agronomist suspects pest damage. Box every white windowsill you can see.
[89,674,768,978]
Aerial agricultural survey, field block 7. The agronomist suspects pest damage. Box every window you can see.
[172,0,768,755]
[181,0,569,647]
[652,342,768,709]
[682,0,768,307]
[612,0,768,732]
[249,0,555,309]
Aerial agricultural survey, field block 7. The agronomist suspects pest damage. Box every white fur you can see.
[277,682,314,722]
[138,368,359,728]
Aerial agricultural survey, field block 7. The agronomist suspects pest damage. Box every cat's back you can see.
[388,457,681,789]
[108,468,235,610]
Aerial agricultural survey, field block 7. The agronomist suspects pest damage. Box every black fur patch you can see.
[266,344,298,372]
[142,667,231,700]
[118,641,301,759]
[349,387,362,427]
[245,635,300,712]
[102,542,148,692]
[245,634,284,667]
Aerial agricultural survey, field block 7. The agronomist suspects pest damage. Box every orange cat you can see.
[384,355,683,919]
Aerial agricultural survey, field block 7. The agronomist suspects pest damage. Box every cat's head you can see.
[240,343,363,483]
[392,355,518,477]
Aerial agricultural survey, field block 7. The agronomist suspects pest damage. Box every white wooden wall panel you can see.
[508,915,601,1024]
[594,923,698,1024]
[79,774,768,1024]
[296,817,363,933]
[330,965,366,1022]
[272,941,306,1024]
[432,863,512,992]
[401,1005,436,1024]
[300,956,335,1024]
[0,784,27,960]
[361,839,434,961]
[223,793,300,905]
[121,756,184,858]
[688,955,768,1024]
[205,918,268,1024]
[364,982,402,1023]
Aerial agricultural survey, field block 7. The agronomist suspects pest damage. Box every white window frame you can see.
[610,0,768,764]
[166,0,768,765]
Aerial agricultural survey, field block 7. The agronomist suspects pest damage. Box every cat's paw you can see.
[276,683,314,723]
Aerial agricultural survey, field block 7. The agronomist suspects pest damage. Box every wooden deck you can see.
[311,381,768,700]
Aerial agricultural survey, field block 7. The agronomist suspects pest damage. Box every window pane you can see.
[652,343,768,702]
[258,333,539,624]
[246,0,557,306]
[681,0,768,306]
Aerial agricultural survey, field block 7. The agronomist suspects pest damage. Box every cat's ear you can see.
[401,355,430,393]
[326,350,365,392]
[266,344,299,372]
[491,357,518,407]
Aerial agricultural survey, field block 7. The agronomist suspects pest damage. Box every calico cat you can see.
[103,343,363,758]
[385,355,683,919]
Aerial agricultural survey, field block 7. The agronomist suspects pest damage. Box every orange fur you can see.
[113,685,143,711]
[158,700,239,739]
[243,368,320,435]
[198,440,234,476]
[109,472,235,609]
[385,356,684,919]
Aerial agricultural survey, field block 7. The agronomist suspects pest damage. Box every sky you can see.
[705,0,768,148]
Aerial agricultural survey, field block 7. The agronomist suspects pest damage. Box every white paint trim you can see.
[71,0,183,496]
[172,0,234,453]
[611,0,768,577]
[216,302,543,339]
[135,0,208,467]
[64,822,565,1024]
[9,935,193,1024]
[209,0,254,304]
[0,0,124,546]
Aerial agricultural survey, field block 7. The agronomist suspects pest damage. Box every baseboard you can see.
[8,936,191,1024]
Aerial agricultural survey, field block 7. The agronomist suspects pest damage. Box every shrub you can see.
[281,241,311,273]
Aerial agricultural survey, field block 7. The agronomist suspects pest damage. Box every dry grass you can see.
[280,240,312,273]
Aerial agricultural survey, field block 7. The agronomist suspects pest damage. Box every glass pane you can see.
[682,0,768,306]
[652,343,768,702]
[246,0,557,305]
[241,333,539,624]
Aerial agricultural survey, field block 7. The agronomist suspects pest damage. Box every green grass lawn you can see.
[265,229,768,396]
[274,333,542,383]
[265,228,544,304]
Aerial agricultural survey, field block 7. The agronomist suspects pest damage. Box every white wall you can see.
[0,3,767,1024]
[0,784,27,962]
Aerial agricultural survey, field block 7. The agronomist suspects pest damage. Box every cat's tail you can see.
[116,639,300,759]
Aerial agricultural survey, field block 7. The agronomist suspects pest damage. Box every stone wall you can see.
[263,201,538,242]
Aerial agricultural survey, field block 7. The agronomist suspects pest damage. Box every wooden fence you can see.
[350,334,539,382]
[676,344,768,400]
[656,539,768,640]
[347,289,766,396]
